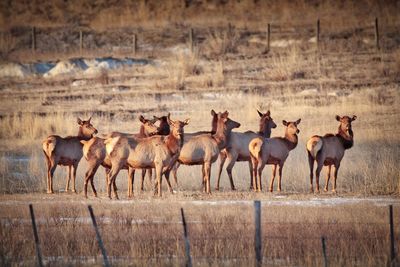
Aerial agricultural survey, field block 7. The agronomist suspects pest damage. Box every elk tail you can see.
[306,136,323,159]
[42,136,57,158]
[249,137,264,161]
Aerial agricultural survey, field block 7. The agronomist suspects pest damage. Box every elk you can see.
[138,114,171,190]
[249,119,301,192]
[170,109,219,185]
[215,110,277,191]
[306,115,357,193]
[80,115,167,198]
[178,111,241,194]
[42,117,98,194]
[104,115,189,198]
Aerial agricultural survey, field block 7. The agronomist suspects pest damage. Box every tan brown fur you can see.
[42,117,98,194]
[306,115,357,193]
[104,115,189,198]
[177,111,241,194]
[80,115,161,198]
[216,110,277,191]
[249,119,301,192]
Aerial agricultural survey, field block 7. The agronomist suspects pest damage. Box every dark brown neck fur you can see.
[336,127,354,150]
[282,132,298,151]
[165,133,182,156]
[77,128,93,141]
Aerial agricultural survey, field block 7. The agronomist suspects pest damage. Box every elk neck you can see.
[77,128,94,141]
[165,132,183,155]
[213,122,233,150]
[258,125,272,138]
[283,131,298,151]
[336,126,354,149]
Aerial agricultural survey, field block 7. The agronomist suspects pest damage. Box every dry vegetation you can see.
[0,194,399,266]
[0,0,399,266]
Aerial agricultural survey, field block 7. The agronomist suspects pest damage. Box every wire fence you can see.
[0,202,397,266]
[0,17,390,58]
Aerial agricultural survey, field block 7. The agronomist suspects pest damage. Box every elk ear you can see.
[183,118,190,125]
[222,110,229,117]
[266,110,270,116]
[351,115,357,121]
[77,118,83,125]
[257,109,263,117]
[295,118,301,125]
[282,120,288,126]
[88,116,92,123]
[139,115,145,123]
[336,115,341,121]
[211,109,216,116]
[167,113,174,125]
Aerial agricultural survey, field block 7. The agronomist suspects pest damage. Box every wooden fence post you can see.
[132,33,137,56]
[389,205,395,265]
[375,17,380,50]
[31,27,36,53]
[317,19,320,49]
[267,23,271,53]
[254,200,262,266]
[29,204,43,267]
[181,208,192,267]
[79,30,83,55]
[88,205,110,267]
[321,236,328,267]
[189,28,194,53]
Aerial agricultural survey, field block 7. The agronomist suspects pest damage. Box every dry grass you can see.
[0,196,398,266]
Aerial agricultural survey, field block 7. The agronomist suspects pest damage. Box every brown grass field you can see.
[0,0,399,266]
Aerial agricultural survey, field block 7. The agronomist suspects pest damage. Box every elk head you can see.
[336,115,357,136]
[77,117,98,138]
[218,111,241,133]
[257,109,277,138]
[139,115,159,136]
[153,114,171,135]
[210,109,219,134]
[167,114,189,144]
[282,119,301,135]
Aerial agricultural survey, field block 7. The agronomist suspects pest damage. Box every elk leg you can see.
[128,167,135,198]
[84,163,99,198]
[277,164,283,192]
[332,163,340,193]
[201,163,206,192]
[270,164,277,192]
[250,155,258,192]
[155,164,163,197]
[215,151,227,191]
[48,163,57,194]
[112,179,119,200]
[172,162,179,186]
[65,165,72,192]
[248,161,254,190]
[225,152,238,191]
[315,163,323,193]
[71,163,78,193]
[308,152,315,193]
[164,169,174,193]
[257,161,266,192]
[324,165,332,192]
[140,169,146,191]
[204,162,212,194]
[107,165,122,199]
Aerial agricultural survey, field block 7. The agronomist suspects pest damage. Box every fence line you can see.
[21,204,398,266]
[1,19,386,56]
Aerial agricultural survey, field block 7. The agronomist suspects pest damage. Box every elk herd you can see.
[42,110,357,199]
